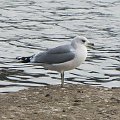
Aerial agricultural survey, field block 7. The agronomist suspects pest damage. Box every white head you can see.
[71,36,90,48]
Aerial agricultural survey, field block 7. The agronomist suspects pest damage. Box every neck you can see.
[71,41,83,49]
[76,45,88,60]
[71,40,77,49]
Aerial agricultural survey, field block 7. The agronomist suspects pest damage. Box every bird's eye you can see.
[82,39,86,43]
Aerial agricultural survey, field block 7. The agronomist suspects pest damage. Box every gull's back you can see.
[31,44,75,64]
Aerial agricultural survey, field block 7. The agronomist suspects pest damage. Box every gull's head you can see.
[71,36,94,48]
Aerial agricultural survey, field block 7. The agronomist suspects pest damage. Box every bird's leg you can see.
[61,71,64,87]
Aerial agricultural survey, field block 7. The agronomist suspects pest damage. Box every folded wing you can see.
[31,45,75,64]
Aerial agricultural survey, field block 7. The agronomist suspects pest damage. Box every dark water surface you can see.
[0,0,120,92]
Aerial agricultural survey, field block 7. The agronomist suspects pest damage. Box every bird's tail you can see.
[16,55,34,63]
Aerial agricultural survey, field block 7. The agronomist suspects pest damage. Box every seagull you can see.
[16,36,94,87]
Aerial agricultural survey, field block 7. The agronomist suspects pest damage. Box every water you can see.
[0,0,120,93]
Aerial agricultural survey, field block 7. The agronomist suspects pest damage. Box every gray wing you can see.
[47,45,72,54]
[32,45,75,64]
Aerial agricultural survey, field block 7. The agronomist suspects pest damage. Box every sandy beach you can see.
[0,84,120,120]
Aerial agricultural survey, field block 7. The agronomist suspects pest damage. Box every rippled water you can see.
[0,0,120,93]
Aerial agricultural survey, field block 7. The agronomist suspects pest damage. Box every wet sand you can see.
[0,84,120,120]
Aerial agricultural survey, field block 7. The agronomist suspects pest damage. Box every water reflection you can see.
[0,0,120,92]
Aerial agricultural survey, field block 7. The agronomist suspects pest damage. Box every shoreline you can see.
[0,84,120,120]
